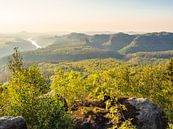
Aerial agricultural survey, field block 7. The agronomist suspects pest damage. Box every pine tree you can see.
[8,47,24,73]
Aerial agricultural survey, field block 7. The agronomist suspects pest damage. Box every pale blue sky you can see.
[0,0,172,32]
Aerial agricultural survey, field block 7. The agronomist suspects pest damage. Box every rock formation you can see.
[72,97,168,129]
[0,116,27,129]
[127,98,167,129]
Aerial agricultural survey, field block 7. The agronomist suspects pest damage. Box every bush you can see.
[0,65,73,129]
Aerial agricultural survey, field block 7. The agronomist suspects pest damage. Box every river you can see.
[27,38,42,49]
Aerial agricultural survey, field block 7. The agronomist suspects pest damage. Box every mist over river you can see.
[27,38,42,49]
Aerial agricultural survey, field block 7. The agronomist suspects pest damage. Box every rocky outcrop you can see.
[0,98,167,129]
[0,116,27,129]
[71,98,111,129]
[127,98,167,129]
[72,97,168,129]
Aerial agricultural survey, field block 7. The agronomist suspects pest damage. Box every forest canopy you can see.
[0,49,172,129]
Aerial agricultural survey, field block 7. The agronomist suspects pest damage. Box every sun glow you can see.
[0,0,172,33]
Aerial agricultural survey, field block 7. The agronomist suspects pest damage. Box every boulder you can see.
[127,98,167,129]
[0,116,27,129]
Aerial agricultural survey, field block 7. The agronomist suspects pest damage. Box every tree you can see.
[166,58,173,84]
[8,47,24,73]
[2,48,73,129]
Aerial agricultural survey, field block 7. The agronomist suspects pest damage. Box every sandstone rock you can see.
[72,98,111,129]
[72,97,168,129]
[0,116,27,129]
[127,98,167,129]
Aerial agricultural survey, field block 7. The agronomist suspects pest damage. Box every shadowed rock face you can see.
[72,97,168,129]
[0,116,27,129]
[127,98,168,129]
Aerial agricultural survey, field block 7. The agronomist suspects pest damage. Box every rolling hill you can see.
[119,32,173,54]
[0,32,172,68]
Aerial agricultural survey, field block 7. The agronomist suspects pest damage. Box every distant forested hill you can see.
[23,32,173,62]
[0,32,173,67]
[120,32,173,54]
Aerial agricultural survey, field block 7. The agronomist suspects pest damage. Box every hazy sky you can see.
[0,0,173,33]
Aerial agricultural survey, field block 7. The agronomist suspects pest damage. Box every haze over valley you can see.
[0,0,173,129]
[0,31,172,68]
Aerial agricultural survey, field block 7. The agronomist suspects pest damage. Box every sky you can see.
[0,0,173,33]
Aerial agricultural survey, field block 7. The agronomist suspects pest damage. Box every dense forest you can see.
[0,49,172,129]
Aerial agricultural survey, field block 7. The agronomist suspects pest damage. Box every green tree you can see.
[8,47,24,73]
[51,68,86,105]
[1,49,73,129]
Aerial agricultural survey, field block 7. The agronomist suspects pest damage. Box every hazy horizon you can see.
[0,0,173,33]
